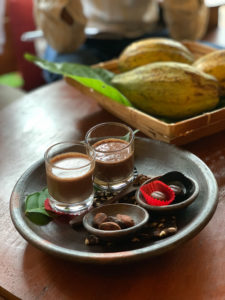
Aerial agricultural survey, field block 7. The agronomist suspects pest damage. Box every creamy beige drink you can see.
[46,152,94,204]
[45,142,95,214]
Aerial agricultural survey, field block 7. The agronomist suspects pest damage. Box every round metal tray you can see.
[10,137,218,264]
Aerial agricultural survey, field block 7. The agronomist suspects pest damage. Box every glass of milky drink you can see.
[85,122,134,191]
[45,142,95,214]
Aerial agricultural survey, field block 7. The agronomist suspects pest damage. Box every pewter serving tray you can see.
[10,137,218,264]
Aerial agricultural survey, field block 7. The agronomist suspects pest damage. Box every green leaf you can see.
[70,75,132,106]
[25,188,52,225]
[24,53,132,107]
[25,212,51,226]
[121,129,140,142]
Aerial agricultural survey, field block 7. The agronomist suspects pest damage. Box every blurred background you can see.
[0,0,225,107]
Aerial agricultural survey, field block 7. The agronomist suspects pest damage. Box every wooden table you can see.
[0,80,225,300]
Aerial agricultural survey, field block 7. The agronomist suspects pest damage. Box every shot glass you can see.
[85,122,134,191]
[44,142,95,214]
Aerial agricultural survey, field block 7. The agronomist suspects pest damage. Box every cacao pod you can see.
[193,49,225,96]
[112,62,219,119]
[118,38,194,72]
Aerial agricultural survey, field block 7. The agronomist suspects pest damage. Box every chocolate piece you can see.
[169,184,184,196]
[159,171,194,202]
[150,191,166,200]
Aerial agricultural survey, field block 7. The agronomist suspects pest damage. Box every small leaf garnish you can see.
[25,188,52,225]
[121,129,140,142]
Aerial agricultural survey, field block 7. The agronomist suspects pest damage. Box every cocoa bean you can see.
[167,227,177,233]
[93,212,107,227]
[99,221,121,231]
[116,214,135,227]
[85,235,100,245]
[105,216,126,229]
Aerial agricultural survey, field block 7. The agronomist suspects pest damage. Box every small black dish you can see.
[83,203,149,241]
[136,171,199,213]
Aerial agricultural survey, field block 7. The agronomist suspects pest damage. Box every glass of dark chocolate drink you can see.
[45,142,95,214]
[85,122,134,191]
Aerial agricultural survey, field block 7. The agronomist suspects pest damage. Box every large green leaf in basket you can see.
[24,53,132,107]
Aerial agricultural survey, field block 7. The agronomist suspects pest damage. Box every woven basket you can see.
[66,41,224,145]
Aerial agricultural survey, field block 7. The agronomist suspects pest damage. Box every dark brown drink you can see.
[46,152,94,204]
[93,138,134,185]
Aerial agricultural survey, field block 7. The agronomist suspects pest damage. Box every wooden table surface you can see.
[0,80,225,300]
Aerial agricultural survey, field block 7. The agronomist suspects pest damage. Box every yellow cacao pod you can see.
[193,49,225,96]
[118,38,194,72]
[112,62,219,119]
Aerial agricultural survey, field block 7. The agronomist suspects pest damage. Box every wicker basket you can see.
[66,41,225,145]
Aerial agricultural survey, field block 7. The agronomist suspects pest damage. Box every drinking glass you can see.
[45,142,95,214]
[85,122,134,191]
